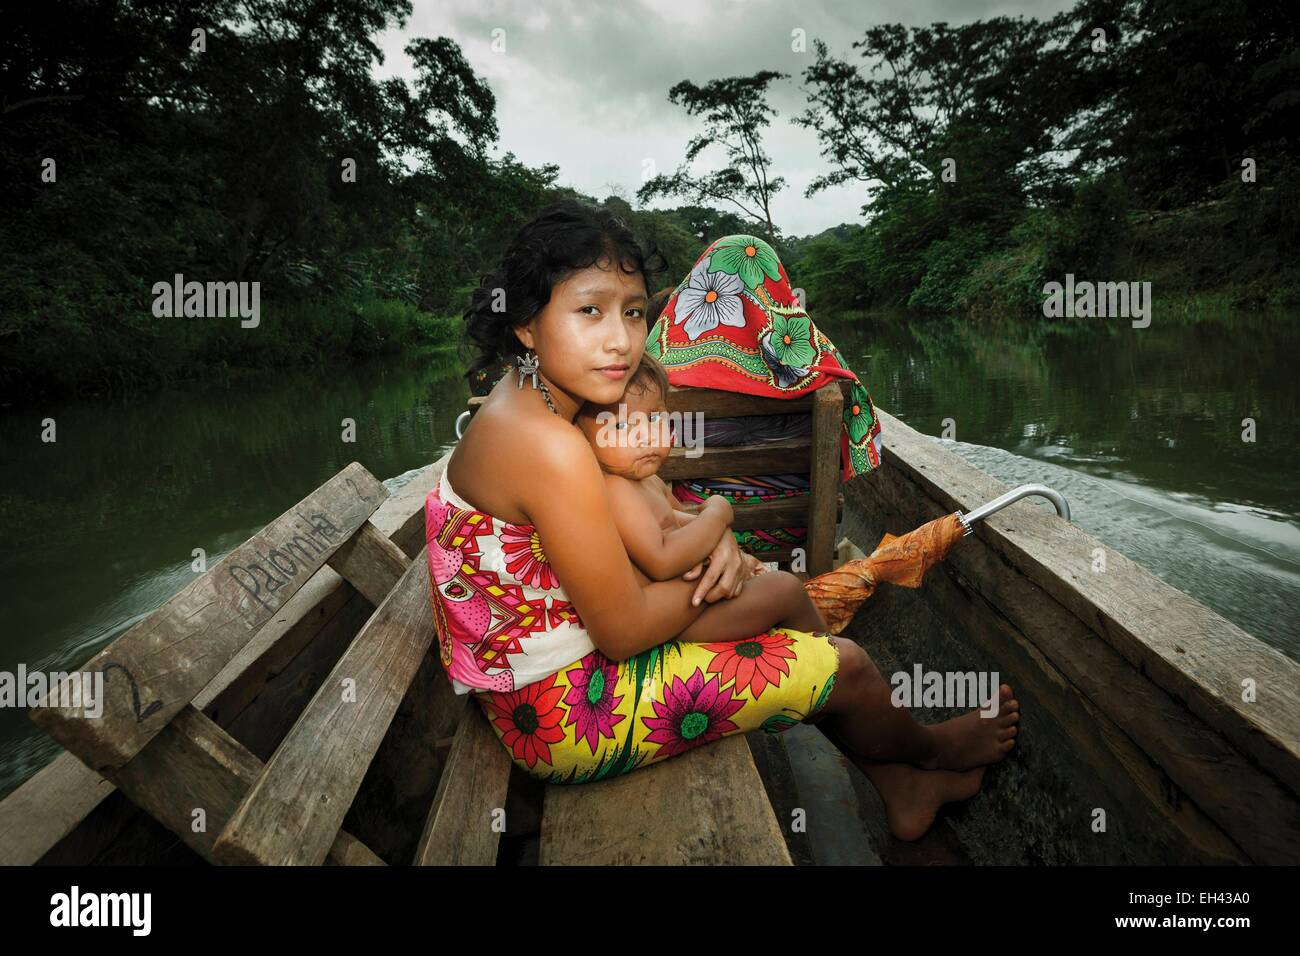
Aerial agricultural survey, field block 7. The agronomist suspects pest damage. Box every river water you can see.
[1,311,1296,800]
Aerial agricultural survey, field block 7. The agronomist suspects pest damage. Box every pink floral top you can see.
[425,466,594,695]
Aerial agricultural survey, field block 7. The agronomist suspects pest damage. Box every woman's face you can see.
[514,257,649,413]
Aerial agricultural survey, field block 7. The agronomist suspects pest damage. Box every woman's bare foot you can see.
[919,683,1020,771]
[862,762,986,842]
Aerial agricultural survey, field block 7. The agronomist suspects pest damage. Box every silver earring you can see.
[516,350,558,415]
[516,350,540,390]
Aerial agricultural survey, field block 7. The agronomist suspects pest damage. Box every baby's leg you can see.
[677,570,825,643]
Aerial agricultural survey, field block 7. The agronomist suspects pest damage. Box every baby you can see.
[576,354,828,641]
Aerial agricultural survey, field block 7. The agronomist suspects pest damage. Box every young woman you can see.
[426,200,1019,841]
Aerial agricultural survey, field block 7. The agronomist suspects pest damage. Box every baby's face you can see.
[579,382,673,480]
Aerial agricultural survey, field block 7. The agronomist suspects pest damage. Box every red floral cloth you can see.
[644,234,882,480]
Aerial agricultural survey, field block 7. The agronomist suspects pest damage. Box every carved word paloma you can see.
[227,510,344,613]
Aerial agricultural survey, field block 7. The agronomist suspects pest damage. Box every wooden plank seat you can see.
[211,553,430,865]
[25,462,414,865]
[413,697,512,865]
[0,465,442,866]
[661,380,848,577]
[442,380,852,865]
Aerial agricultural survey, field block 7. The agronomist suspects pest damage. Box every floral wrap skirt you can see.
[472,628,841,785]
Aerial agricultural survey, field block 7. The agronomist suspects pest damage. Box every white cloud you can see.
[375,0,1077,236]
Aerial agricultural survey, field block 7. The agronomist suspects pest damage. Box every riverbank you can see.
[787,180,1300,318]
[0,293,462,408]
[956,189,1300,318]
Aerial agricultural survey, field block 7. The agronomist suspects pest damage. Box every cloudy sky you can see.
[375,0,1075,236]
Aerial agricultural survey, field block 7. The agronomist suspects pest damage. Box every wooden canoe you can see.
[1,404,1295,865]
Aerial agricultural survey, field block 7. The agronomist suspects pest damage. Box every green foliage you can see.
[781,226,872,311]
[908,227,998,312]
[3,0,1297,406]
[786,1,1297,316]
[636,71,789,241]
[0,0,506,403]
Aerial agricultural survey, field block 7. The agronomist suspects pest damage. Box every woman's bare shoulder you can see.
[453,396,596,520]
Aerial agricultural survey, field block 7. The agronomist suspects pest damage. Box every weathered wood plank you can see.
[872,409,1300,801]
[325,829,387,866]
[30,462,389,772]
[663,385,819,418]
[344,643,469,863]
[211,555,436,865]
[0,573,364,867]
[675,493,841,531]
[0,455,451,866]
[327,519,410,606]
[103,705,383,865]
[412,702,512,865]
[540,734,792,865]
[369,456,453,557]
[659,436,812,482]
[0,752,117,866]
[805,386,844,576]
[847,472,1258,863]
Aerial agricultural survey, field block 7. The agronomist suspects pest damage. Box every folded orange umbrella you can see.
[804,513,965,634]
[803,483,1073,634]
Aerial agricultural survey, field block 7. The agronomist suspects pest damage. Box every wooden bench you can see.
[660,380,848,577]
[429,380,852,865]
[26,462,421,865]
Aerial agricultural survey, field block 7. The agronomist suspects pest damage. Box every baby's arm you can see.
[605,476,733,581]
[660,482,709,529]
[662,490,766,576]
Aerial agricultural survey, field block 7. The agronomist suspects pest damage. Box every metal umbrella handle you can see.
[955,483,1071,536]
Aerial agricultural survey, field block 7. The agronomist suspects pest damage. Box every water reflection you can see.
[0,348,468,797]
[817,309,1300,655]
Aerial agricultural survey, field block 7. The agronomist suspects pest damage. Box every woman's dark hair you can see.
[463,199,667,393]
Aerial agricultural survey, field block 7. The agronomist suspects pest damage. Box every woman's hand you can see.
[681,531,748,606]
[743,553,768,577]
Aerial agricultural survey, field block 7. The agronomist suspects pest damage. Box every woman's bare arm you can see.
[519,427,718,662]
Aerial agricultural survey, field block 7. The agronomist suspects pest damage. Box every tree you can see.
[794,17,1087,213]
[1068,0,1300,207]
[636,71,788,242]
